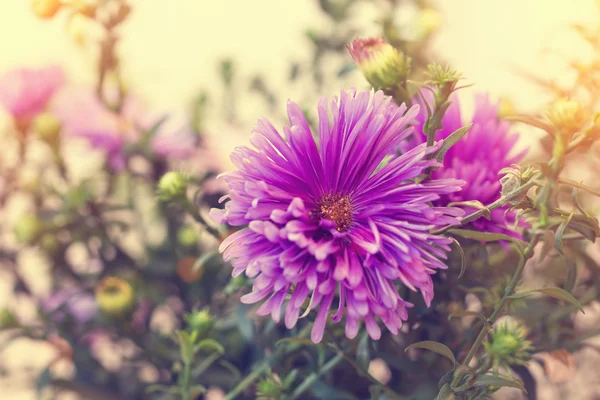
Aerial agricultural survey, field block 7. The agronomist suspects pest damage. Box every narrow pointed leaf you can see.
[564,259,577,293]
[405,341,456,369]
[356,331,371,371]
[448,200,491,220]
[505,115,553,133]
[448,311,491,329]
[554,213,574,255]
[473,374,526,392]
[448,229,526,248]
[434,124,472,163]
[450,238,466,278]
[510,287,584,313]
[437,383,456,400]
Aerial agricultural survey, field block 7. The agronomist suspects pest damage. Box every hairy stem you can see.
[451,235,539,389]
[289,353,344,400]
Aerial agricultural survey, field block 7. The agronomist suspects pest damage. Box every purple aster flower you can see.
[0,65,64,122]
[52,87,197,170]
[42,287,97,323]
[211,89,465,342]
[401,92,527,237]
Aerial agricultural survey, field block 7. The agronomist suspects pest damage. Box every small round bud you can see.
[0,309,19,329]
[498,97,515,118]
[33,112,61,145]
[95,277,135,316]
[184,308,212,336]
[32,0,62,19]
[177,226,199,248]
[256,374,283,400]
[176,257,205,283]
[347,37,411,90]
[416,8,441,39]
[14,215,43,244]
[484,321,532,370]
[157,171,188,202]
[545,98,586,134]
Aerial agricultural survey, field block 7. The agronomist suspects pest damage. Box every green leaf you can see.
[473,373,526,392]
[193,251,219,272]
[176,330,194,365]
[337,63,357,77]
[505,115,553,134]
[449,238,466,278]
[434,124,472,163]
[437,383,456,400]
[510,287,584,313]
[539,230,555,262]
[36,368,51,399]
[448,199,490,220]
[448,229,526,248]
[276,337,316,348]
[564,259,577,293]
[448,311,491,329]
[369,385,383,400]
[554,212,574,255]
[236,303,254,342]
[356,331,371,371]
[146,384,182,395]
[196,338,225,354]
[283,369,299,390]
[405,341,456,369]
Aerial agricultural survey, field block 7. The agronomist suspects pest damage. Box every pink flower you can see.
[0,66,64,120]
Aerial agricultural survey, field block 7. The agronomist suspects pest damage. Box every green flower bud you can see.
[347,37,411,91]
[184,308,212,336]
[0,309,19,329]
[256,373,283,400]
[157,171,188,202]
[545,98,586,135]
[14,215,43,244]
[484,322,533,370]
[95,277,135,316]
[33,112,61,145]
[177,225,199,248]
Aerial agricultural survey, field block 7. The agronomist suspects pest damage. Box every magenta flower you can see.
[52,87,197,169]
[402,92,527,237]
[42,287,97,323]
[211,89,464,342]
[0,65,64,121]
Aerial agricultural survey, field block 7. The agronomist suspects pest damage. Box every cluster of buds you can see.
[347,37,411,92]
[545,98,587,136]
[499,165,537,208]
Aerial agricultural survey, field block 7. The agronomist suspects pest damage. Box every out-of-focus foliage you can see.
[0,1,599,400]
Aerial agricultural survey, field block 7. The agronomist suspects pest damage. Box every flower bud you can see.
[157,171,188,202]
[32,0,62,19]
[176,257,205,283]
[177,226,199,248]
[347,37,411,90]
[256,373,283,400]
[14,215,43,244]
[33,112,61,145]
[545,98,586,135]
[484,322,532,370]
[95,277,135,316]
[0,309,19,329]
[416,8,441,39]
[184,308,212,336]
[498,97,515,118]
[71,0,98,17]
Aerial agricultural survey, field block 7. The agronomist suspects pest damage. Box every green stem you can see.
[181,359,192,400]
[224,359,271,400]
[558,177,600,197]
[289,353,344,400]
[451,235,539,389]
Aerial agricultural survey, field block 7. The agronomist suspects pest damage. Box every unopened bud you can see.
[14,215,43,244]
[32,0,62,19]
[33,112,61,145]
[177,226,199,248]
[347,37,411,90]
[157,171,188,202]
[95,277,135,316]
[416,8,441,39]
[184,308,212,336]
[484,322,532,370]
[545,98,586,134]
